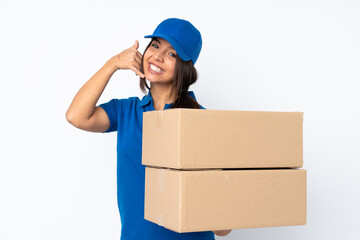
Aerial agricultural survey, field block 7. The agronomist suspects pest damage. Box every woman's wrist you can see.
[104,56,120,73]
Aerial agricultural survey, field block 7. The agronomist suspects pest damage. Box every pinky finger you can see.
[130,66,145,78]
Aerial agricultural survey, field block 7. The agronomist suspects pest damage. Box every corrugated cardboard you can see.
[144,167,306,233]
[142,109,303,169]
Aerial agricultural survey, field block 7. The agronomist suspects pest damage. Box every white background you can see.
[1,0,359,239]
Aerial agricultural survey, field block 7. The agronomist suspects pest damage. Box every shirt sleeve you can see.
[98,99,119,133]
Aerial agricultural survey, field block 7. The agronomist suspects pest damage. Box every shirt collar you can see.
[139,93,152,107]
[139,90,197,107]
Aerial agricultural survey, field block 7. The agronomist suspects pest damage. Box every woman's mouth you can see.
[148,63,164,74]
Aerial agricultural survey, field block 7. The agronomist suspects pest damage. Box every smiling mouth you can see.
[149,63,163,73]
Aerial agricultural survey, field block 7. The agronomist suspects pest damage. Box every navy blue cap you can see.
[144,18,202,64]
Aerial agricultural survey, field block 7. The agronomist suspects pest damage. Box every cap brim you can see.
[144,34,191,62]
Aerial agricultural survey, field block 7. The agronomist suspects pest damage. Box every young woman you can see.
[66,18,231,240]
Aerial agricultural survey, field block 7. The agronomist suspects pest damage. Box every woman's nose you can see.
[153,51,164,62]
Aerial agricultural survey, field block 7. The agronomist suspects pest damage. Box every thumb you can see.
[132,40,139,50]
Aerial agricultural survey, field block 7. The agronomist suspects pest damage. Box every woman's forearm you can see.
[66,61,117,125]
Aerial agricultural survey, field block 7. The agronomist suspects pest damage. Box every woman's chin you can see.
[144,74,156,82]
[146,78,158,84]
[147,78,172,85]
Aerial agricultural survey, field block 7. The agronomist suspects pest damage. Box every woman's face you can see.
[143,38,177,85]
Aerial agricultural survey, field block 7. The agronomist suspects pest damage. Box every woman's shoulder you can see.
[107,96,141,103]
[125,96,141,102]
[99,96,141,109]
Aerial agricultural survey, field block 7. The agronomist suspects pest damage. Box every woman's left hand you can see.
[212,229,232,236]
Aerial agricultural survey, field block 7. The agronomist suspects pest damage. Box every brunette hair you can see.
[139,38,201,109]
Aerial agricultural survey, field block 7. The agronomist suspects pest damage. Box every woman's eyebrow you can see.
[153,38,174,50]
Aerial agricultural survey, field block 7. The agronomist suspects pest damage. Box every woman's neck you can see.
[150,83,177,110]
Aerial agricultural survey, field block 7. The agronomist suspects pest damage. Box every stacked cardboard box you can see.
[142,109,306,233]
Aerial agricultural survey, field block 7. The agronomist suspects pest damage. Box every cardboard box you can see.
[144,167,306,233]
[142,109,303,169]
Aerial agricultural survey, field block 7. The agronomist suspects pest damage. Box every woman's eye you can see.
[169,52,176,58]
[151,43,159,49]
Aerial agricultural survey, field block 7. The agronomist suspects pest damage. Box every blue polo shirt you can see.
[99,91,214,240]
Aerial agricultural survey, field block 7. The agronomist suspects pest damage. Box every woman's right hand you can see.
[106,40,146,78]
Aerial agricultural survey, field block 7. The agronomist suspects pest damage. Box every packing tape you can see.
[157,111,164,129]
[157,213,164,226]
[158,169,165,191]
